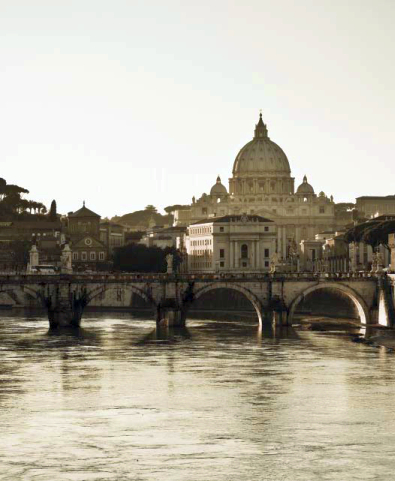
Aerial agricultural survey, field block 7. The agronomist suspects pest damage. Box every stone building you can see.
[67,203,108,270]
[186,214,276,273]
[140,225,187,250]
[322,232,349,273]
[356,196,395,218]
[99,222,126,254]
[175,114,336,260]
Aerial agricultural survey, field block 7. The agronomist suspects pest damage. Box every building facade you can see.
[175,114,337,261]
[67,203,108,270]
[99,222,126,254]
[356,196,395,218]
[187,214,276,273]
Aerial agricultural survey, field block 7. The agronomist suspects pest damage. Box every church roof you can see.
[191,214,274,225]
[69,203,100,218]
[232,113,291,177]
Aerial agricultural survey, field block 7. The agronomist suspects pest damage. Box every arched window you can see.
[241,244,248,259]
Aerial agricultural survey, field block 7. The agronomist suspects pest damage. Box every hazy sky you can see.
[1,0,394,217]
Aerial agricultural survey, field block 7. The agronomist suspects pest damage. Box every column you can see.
[230,241,234,269]
[282,227,287,260]
[256,240,260,270]
[251,241,256,270]
[277,226,282,258]
[351,242,357,272]
[235,241,239,268]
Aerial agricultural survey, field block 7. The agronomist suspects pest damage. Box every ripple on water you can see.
[0,312,394,481]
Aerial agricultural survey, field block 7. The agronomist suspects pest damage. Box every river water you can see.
[0,311,395,481]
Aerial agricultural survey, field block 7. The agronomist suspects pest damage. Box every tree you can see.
[0,178,47,220]
[49,200,57,221]
[113,244,182,273]
[344,221,377,245]
[164,204,190,214]
[9,240,32,266]
[362,221,395,251]
[144,205,157,213]
[5,184,29,196]
[0,178,6,200]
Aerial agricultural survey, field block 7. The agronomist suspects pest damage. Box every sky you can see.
[0,0,394,217]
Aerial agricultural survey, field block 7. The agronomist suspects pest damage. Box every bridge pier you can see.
[43,284,87,329]
[263,296,290,327]
[263,309,289,327]
[156,299,185,327]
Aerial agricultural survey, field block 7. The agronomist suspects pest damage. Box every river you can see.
[0,310,394,481]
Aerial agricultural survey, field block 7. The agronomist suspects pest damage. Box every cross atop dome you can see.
[254,111,268,139]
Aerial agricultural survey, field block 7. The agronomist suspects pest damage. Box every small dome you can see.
[296,175,314,194]
[210,176,227,195]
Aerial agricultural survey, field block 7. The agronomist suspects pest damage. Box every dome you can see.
[210,176,227,195]
[232,113,291,177]
[296,175,314,194]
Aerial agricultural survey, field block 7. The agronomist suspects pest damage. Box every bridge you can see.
[0,272,394,329]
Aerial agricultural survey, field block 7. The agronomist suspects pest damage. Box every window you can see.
[264,226,269,232]
[265,261,269,267]
[220,227,224,232]
[220,249,225,258]
[81,252,87,261]
[220,261,224,267]
[241,244,248,259]
[90,252,96,261]
[242,262,247,267]
[319,206,325,214]
[72,252,78,261]
[264,248,270,258]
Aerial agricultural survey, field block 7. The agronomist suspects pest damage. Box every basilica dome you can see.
[210,176,227,195]
[232,114,291,177]
[296,175,314,194]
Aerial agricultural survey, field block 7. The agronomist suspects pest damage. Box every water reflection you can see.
[140,324,192,345]
[0,311,395,481]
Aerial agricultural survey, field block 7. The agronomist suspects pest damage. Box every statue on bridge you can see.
[166,254,173,274]
[270,252,279,273]
[61,244,73,274]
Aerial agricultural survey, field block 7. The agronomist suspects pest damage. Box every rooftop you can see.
[191,214,273,225]
[356,195,395,200]
[69,202,100,218]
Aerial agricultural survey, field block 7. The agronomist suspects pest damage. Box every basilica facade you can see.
[176,114,337,263]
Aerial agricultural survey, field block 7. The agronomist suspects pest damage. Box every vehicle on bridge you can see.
[30,265,58,275]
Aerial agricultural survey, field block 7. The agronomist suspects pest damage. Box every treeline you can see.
[0,178,48,220]
[344,219,395,250]
[113,244,182,273]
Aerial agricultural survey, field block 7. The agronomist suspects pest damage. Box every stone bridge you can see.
[0,272,394,329]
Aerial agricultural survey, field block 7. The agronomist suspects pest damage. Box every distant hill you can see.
[112,209,173,228]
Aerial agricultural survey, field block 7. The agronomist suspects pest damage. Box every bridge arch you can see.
[86,283,157,310]
[0,285,42,306]
[186,282,263,325]
[288,282,370,325]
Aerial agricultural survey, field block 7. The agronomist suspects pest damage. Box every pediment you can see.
[72,236,106,249]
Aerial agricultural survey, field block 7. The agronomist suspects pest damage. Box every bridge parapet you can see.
[0,271,380,284]
[0,271,386,328]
